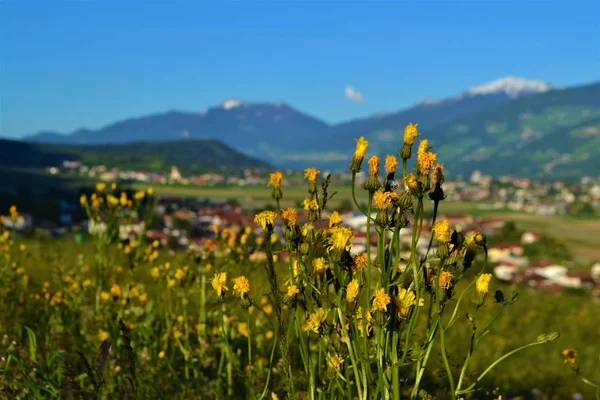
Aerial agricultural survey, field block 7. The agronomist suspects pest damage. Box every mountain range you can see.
[18,76,600,179]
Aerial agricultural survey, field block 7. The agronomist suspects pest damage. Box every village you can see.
[50,160,600,217]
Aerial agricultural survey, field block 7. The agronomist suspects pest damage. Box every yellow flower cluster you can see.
[372,288,391,312]
[373,190,399,210]
[268,171,283,188]
[281,208,297,227]
[254,211,278,231]
[211,272,228,297]
[304,167,320,183]
[403,122,419,145]
[305,308,328,334]
[233,275,250,298]
[433,219,451,243]
[302,198,319,211]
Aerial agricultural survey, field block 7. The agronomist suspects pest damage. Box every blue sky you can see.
[1,1,599,138]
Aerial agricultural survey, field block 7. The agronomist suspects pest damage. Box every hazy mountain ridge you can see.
[17,77,600,179]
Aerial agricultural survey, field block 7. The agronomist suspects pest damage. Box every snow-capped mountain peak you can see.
[221,98,243,110]
[465,76,553,98]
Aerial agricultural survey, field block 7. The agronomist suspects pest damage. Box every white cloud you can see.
[344,85,365,102]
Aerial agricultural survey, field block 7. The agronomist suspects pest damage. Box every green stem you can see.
[456,340,553,395]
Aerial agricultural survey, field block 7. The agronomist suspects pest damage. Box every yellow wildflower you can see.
[211,272,228,297]
[111,182,117,191]
[151,267,160,279]
[397,288,416,319]
[106,194,119,207]
[134,191,145,201]
[147,187,153,196]
[476,274,492,295]
[238,322,249,337]
[346,279,359,303]
[373,191,398,210]
[139,293,148,303]
[325,226,353,253]
[405,173,418,190]
[120,192,128,207]
[385,155,398,174]
[168,279,176,288]
[254,210,278,231]
[305,308,328,334]
[302,198,319,211]
[267,171,283,188]
[432,164,445,184]
[100,291,111,301]
[82,279,92,288]
[368,155,379,176]
[98,330,110,341]
[96,182,106,192]
[265,330,274,340]
[417,151,437,174]
[304,167,320,184]
[417,139,429,156]
[403,123,419,145]
[158,350,165,359]
[328,353,344,371]
[80,194,87,205]
[328,211,342,228]
[233,275,250,298]
[110,283,122,297]
[313,257,327,276]
[350,257,367,276]
[175,268,186,281]
[281,207,297,227]
[562,349,577,365]
[372,288,391,312]
[287,285,300,298]
[439,270,453,289]
[349,136,369,173]
[433,219,451,243]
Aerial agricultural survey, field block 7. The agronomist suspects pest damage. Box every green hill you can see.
[429,82,600,179]
[0,138,271,174]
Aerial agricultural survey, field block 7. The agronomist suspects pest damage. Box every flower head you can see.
[281,208,297,227]
[325,226,353,254]
[417,151,437,174]
[352,253,368,272]
[302,198,320,212]
[432,164,445,184]
[476,273,492,295]
[305,308,328,334]
[328,354,344,371]
[417,139,429,157]
[211,272,228,297]
[349,137,369,173]
[372,288,391,312]
[373,190,398,210]
[404,123,419,145]
[405,173,418,191]
[385,155,398,174]
[233,275,250,298]
[328,211,342,228]
[439,270,453,289]
[368,155,380,176]
[397,288,416,319]
[96,182,106,192]
[304,167,320,184]
[268,171,283,188]
[562,349,577,365]
[346,279,359,303]
[433,220,451,243]
[287,285,300,298]
[254,211,278,231]
[313,257,327,276]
